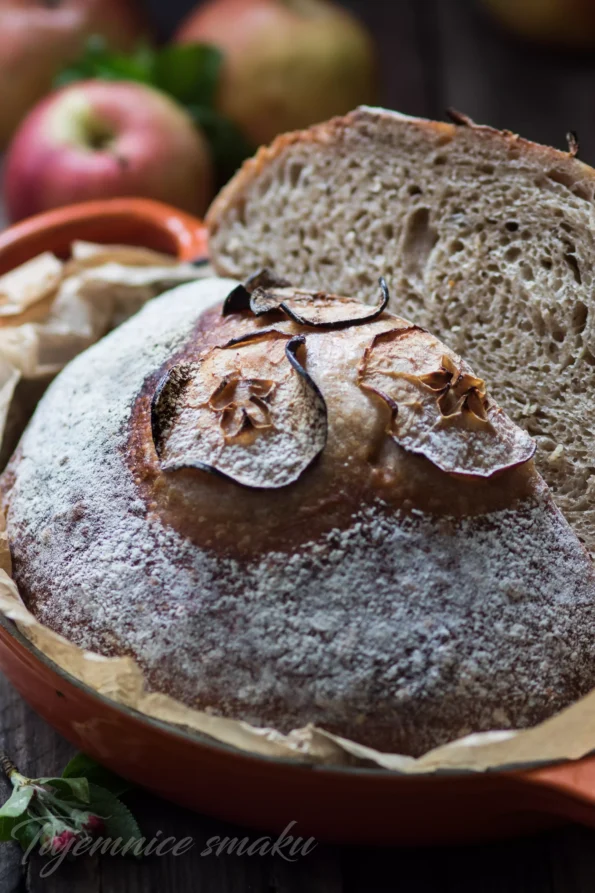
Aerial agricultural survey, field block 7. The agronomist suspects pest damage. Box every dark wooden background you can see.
[4,0,595,889]
[148,0,595,163]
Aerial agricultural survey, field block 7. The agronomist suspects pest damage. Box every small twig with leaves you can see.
[0,750,141,860]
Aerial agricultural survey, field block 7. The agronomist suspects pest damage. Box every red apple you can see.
[4,80,214,222]
[481,0,595,47]
[0,0,147,147]
[176,0,377,147]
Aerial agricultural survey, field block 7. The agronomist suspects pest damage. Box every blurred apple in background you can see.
[0,0,147,147]
[481,0,595,48]
[176,0,377,147]
[3,80,214,222]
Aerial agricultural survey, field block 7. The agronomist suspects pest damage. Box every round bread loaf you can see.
[3,274,595,757]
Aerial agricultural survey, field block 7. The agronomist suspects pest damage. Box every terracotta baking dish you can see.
[0,197,595,846]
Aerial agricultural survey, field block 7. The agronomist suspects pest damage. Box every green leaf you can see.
[87,784,143,857]
[0,786,34,841]
[12,817,41,854]
[54,37,156,89]
[153,44,223,107]
[61,754,132,797]
[54,35,109,86]
[37,776,90,804]
[0,785,33,818]
[190,105,255,186]
[95,43,156,85]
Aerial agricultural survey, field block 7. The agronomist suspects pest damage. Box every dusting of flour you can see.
[5,278,595,756]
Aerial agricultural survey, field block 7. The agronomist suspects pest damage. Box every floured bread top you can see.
[132,271,536,554]
[3,276,595,757]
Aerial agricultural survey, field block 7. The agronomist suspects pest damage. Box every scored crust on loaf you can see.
[3,277,595,758]
[207,107,595,550]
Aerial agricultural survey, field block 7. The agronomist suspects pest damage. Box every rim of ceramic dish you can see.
[0,613,570,780]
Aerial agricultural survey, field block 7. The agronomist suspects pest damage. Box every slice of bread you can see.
[207,107,595,551]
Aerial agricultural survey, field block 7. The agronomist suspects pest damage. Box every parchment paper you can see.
[0,243,213,448]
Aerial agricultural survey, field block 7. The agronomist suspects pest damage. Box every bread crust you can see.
[206,106,595,267]
[4,278,595,757]
[126,302,538,558]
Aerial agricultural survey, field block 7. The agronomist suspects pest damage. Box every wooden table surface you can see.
[4,0,595,889]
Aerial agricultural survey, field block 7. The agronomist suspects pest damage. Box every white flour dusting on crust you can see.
[4,278,595,757]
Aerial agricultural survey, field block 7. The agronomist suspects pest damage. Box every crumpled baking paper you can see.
[0,242,213,462]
